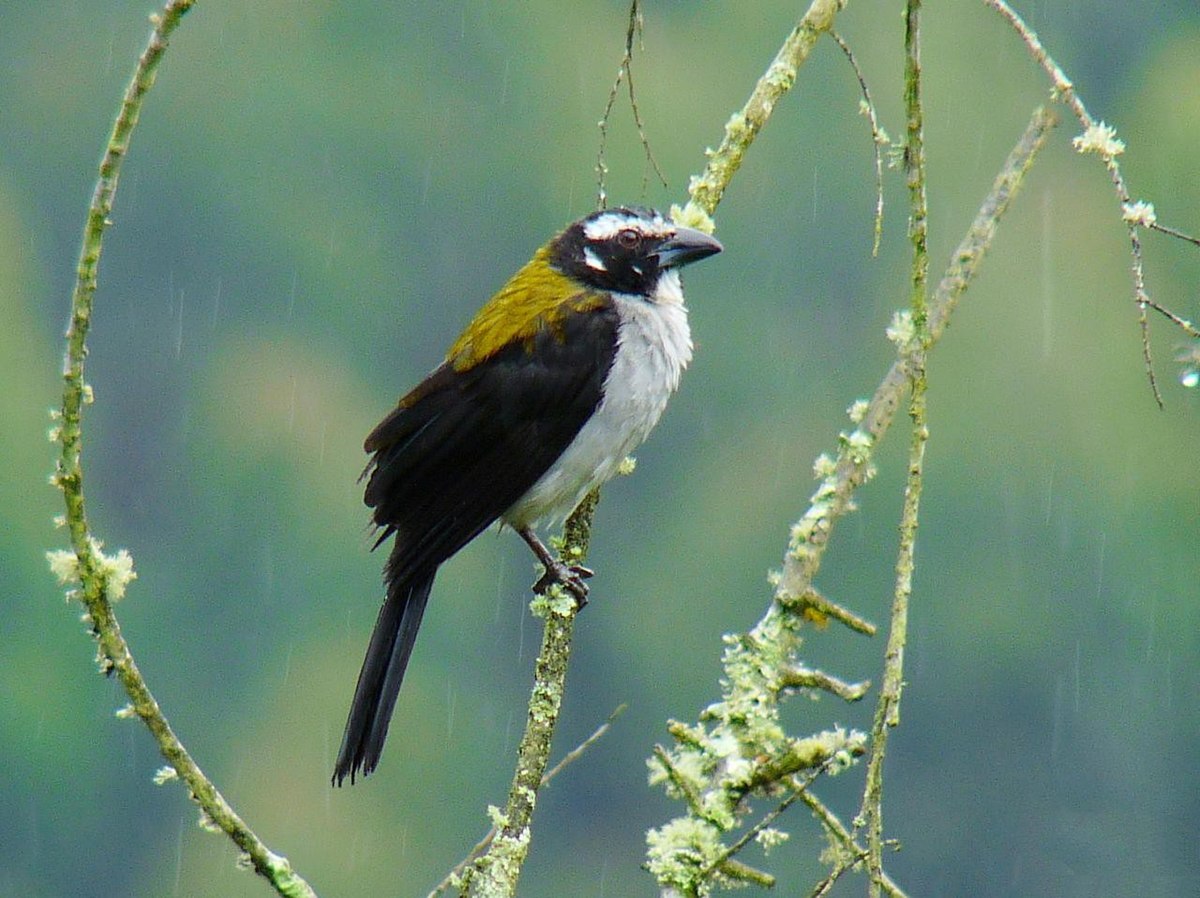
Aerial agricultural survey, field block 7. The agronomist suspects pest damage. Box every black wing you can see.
[363,298,621,582]
[335,300,621,783]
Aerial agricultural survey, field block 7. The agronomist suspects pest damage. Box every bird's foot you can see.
[533,561,593,607]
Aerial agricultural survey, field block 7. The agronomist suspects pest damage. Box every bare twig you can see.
[1147,220,1200,249]
[48,4,316,897]
[429,705,626,897]
[595,0,668,209]
[830,29,887,256]
[982,0,1200,405]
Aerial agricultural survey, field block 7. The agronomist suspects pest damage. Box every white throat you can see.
[503,280,692,528]
[650,267,684,307]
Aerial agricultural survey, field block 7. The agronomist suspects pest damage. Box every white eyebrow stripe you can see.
[583,211,673,242]
[583,247,608,271]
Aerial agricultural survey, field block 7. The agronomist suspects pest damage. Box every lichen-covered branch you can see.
[775,102,1058,633]
[673,0,847,232]
[649,102,1057,897]
[861,3,929,893]
[47,4,316,896]
[810,103,1055,896]
[459,491,598,898]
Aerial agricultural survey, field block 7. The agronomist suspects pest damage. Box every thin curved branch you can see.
[596,0,668,209]
[982,0,1200,403]
[830,29,887,256]
[49,4,316,896]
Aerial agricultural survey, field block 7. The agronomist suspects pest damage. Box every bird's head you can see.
[446,207,721,369]
[548,206,723,303]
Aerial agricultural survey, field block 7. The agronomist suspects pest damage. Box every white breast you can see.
[504,269,693,528]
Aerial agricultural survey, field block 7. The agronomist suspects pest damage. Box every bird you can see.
[333,206,722,785]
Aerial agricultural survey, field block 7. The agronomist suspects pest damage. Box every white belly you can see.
[503,274,692,528]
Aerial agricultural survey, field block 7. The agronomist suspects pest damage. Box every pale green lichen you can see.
[671,203,716,235]
[153,765,178,785]
[886,309,916,348]
[100,548,137,600]
[198,810,222,834]
[812,452,837,479]
[648,746,708,796]
[46,549,80,587]
[839,429,873,466]
[763,57,797,93]
[528,585,575,619]
[724,111,751,144]
[47,538,137,601]
[846,399,870,424]
[755,826,789,853]
[1121,200,1156,227]
[645,817,725,891]
[1072,121,1125,157]
[648,563,870,894]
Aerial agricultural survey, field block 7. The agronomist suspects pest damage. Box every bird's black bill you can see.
[654,226,723,269]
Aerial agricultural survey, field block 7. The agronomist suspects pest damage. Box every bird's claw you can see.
[533,562,593,607]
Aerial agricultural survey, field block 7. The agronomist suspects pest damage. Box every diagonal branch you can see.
[677,0,847,229]
[460,490,599,897]
[775,104,1058,620]
[792,101,1056,897]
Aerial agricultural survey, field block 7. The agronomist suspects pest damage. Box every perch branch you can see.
[459,490,599,897]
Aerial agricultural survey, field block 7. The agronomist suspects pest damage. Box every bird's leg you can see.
[516,526,593,606]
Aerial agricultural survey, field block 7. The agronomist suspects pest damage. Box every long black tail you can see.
[333,564,436,785]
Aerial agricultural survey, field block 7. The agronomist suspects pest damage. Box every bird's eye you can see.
[616,228,641,249]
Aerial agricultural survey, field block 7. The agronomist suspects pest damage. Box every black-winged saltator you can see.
[334,206,722,784]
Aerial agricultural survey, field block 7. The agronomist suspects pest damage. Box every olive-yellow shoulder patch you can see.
[447,247,610,370]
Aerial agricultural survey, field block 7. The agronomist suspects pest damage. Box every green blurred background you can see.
[3,2,1198,896]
